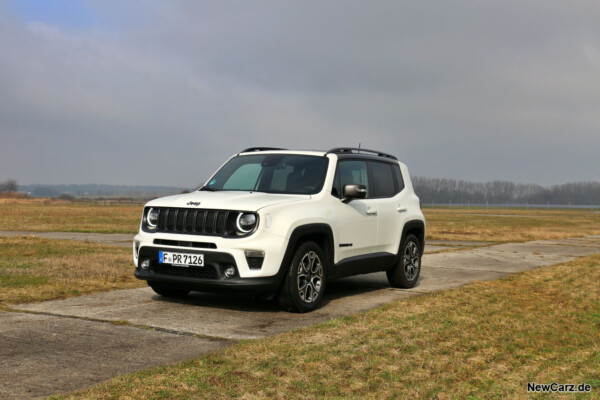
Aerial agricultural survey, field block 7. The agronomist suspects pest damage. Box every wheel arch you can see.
[277,223,335,284]
[401,220,426,255]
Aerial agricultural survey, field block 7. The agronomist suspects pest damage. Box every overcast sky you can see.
[1,0,599,187]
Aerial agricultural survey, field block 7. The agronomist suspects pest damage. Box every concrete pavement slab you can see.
[13,285,418,340]
[0,231,133,247]
[0,310,229,400]
[529,237,600,247]
[427,240,494,246]
[423,241,600,273]
[334,268,509,293]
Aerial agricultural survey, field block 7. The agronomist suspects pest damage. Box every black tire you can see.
[278,241,327,313]
[148,282,190,298]
[387,234,421,289]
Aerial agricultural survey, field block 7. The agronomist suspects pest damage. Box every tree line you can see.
[412,177,600,205]
[3,177,599,205]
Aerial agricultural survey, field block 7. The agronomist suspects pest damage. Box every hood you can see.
[145,190,309,211]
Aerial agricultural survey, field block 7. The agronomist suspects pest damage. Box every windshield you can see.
[203,154,329,195]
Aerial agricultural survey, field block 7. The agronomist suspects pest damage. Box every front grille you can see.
[155,208,231,236]
[151,263,219,279]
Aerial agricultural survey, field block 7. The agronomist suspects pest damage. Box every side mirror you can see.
[342,184,367,203]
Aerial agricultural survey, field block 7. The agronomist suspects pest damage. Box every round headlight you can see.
[147,208,159,228]
[236,212,257,233]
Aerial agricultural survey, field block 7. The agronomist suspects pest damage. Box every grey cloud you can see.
[1,0,599,186]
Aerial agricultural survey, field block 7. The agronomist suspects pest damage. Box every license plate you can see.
[159,251,204,267]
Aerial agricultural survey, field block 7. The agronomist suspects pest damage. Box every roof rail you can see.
[240,147,287,153]
[326,147,398,160]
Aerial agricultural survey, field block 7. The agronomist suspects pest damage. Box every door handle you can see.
[396,206,407,212]
[366,208,377,215]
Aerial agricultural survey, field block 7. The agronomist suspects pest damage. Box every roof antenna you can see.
[358,142,361,153]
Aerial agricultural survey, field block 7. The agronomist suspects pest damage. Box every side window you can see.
[222,164,261,190]
[337,160,369,198]
[369,162,396,198]
[392,164,405,192]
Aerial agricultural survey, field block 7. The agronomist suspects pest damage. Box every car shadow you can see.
[152,271,420,312]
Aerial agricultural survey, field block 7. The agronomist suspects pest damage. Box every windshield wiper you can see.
[200,186,218,192]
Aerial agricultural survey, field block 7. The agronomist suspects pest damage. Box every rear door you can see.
[368,161,407,254]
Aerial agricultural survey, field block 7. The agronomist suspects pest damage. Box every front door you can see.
[331,160,379,263]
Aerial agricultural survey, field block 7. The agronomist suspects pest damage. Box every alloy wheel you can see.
[297,251,323,303]
[403,241,420,281]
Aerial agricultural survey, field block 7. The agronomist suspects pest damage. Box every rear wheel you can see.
[148,282,190,298]
[387,234,421,288]
[278,241,327,313]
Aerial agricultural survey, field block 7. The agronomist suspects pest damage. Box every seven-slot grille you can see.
[154,208,231,236]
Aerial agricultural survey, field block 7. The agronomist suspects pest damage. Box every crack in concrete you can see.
[424,265,512,274]
[4,306,232,342]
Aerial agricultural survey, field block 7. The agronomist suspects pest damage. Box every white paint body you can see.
[133,150,425,279]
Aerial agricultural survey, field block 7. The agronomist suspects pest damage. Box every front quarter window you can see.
[205,154,329,195]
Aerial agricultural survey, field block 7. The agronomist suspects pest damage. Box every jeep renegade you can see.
[133,147,425,312]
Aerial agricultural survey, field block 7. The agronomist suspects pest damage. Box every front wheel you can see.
[148,282,190,298]
[387,234,421,288]
[278,241,327,313]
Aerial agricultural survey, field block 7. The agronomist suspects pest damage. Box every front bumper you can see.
[134,245,285,294]
[133,227,288,279]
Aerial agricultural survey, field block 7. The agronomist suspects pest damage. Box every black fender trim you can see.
[401,219,426,256]
[276,223,335,285]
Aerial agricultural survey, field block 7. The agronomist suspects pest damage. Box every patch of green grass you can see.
[588,311,600,326]
[0,274,48,287]
[0,236,144,305]
[54,254,600,400]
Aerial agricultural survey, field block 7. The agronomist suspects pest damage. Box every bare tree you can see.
[0,179,18,193]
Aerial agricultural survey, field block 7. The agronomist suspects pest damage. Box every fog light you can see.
[225,266,236,277]
[141,259,150,269]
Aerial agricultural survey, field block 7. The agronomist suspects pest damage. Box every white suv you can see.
[133,147,425,312]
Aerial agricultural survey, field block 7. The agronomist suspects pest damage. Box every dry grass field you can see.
[2,198,600,242]
[425,207,600,242]
[0,198,142,234]
[0,236,143,306]
[54,255,600,399]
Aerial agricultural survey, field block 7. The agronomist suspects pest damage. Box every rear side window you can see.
[369,162,396,198]
[392,164,405,192]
